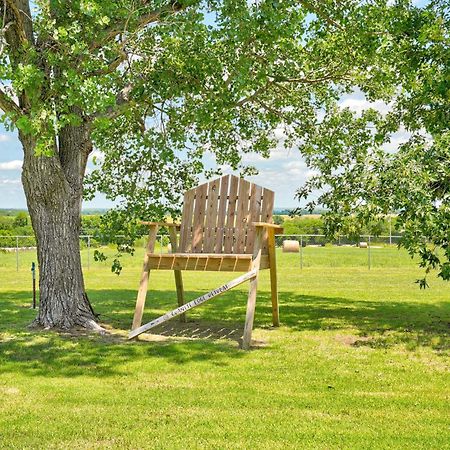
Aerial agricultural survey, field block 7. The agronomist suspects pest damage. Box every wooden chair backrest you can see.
[178,175,274,255]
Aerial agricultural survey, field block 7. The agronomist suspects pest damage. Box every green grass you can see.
[0,246,449,449]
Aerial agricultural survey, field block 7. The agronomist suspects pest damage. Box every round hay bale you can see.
[283,240,300,253]
[359,241,368,248]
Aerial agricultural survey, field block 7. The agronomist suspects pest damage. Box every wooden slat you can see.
[245,183,263,254]
[242,226,264,350]
[224,175,239,253]
[129,270,258,339]
[234,178,251,253]
[132,225,159,330]
[146,253,269,271]
[260,188,274,223]
[267,228,279,327]
[203,178,220,252]
[260,188,275,255]
[214,175,229,253]
[179,189,195,252]
[168,226,186,322]
[192,182,208,253]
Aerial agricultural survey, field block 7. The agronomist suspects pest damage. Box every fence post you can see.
[16,236,19,272]
[368,235,371,270]
[31,262,36,309]
[389,216,392,245]
[87,236,90,270]
[300,235,303,270]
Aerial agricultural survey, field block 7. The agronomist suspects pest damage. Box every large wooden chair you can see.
[130,174,283,349]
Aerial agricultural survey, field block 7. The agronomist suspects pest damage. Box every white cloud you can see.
[282,160,308,177]
[0,160,22,170]
[242,146,292,163]
[0,178,21,185]
[339,98,392,116]
[88,149,105,164]
[0,134,12,142]
[382,127,412,153]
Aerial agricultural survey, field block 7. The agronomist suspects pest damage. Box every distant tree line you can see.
[1,212,399,245]
[274,215,398,238]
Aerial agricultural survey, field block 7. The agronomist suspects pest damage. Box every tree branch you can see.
[0,87,22,116]
[236,81,272,107]
[4,0,28,45]
[91,83,135,120]
[90,1,186,51]
[272,72,351,84]
[298,0,343,30]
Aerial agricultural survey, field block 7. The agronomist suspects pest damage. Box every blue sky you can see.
[0,0,427,210]
[1,0,422,210]
[0,122,308,209]
[0,88,410,209]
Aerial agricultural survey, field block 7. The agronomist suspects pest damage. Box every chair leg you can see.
[242,227,264,350]
[168,226,186,322]
[267,228,280,327]
[174,270,186,322]
[242,271,259,350]
[132,262,151,330]
[132,225,158,331]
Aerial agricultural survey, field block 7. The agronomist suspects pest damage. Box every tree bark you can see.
[20,125,101,330]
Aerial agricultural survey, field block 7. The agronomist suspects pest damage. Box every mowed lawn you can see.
[0,246,449,449]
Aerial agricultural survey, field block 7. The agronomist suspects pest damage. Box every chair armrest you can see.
[140,221,181,230]
[252,222,284,234]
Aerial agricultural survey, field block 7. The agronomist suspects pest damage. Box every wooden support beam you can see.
[131,225,159,330]
[267,228,280,326]
[168,226,186,322]
[129,270,257,340]
[242,227,264,350]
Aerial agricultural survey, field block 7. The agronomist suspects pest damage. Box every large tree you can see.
[297,0,449,287]
[2,0,443,330]
[0,0,356,329]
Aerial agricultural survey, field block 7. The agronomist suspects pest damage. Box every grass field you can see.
[0,246,449,449]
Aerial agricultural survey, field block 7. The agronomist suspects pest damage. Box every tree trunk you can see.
[20,125,101,330]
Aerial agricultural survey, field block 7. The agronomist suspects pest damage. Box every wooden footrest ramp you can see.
[128,270,257,340]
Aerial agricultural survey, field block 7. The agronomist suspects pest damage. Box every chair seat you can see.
[147,252,270,271]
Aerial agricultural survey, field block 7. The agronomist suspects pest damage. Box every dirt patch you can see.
[335,334,372,346]
[1,387,20,395]
[53,320,267,348]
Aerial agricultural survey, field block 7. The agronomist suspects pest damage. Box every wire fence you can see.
[0,233,409,272]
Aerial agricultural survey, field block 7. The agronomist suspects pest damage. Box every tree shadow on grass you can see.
[280,294,449,352]
[0,287,448,379]
[89,288,449,353]
[0,291,246,379]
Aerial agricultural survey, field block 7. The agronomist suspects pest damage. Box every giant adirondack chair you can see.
[129,175,283,349]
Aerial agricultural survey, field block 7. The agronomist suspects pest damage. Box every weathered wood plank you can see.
[132,225,159,330]
[192,182,208,252]
[260,188,274,223]
[260,188,275,255]
[214,175,229,253]
[224,175,239,253]
[168,226,186,322]
[146,253,269,271]
[179,189,195,252]
[242,226,264,350]
[204,178,220,252]
[129,270,258,339]
[245,183,263,254]
[267,227,279,326]
[235,178,251,254]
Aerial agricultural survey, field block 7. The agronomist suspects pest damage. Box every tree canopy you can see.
[297,0,449,286]
[0,0,447,321]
